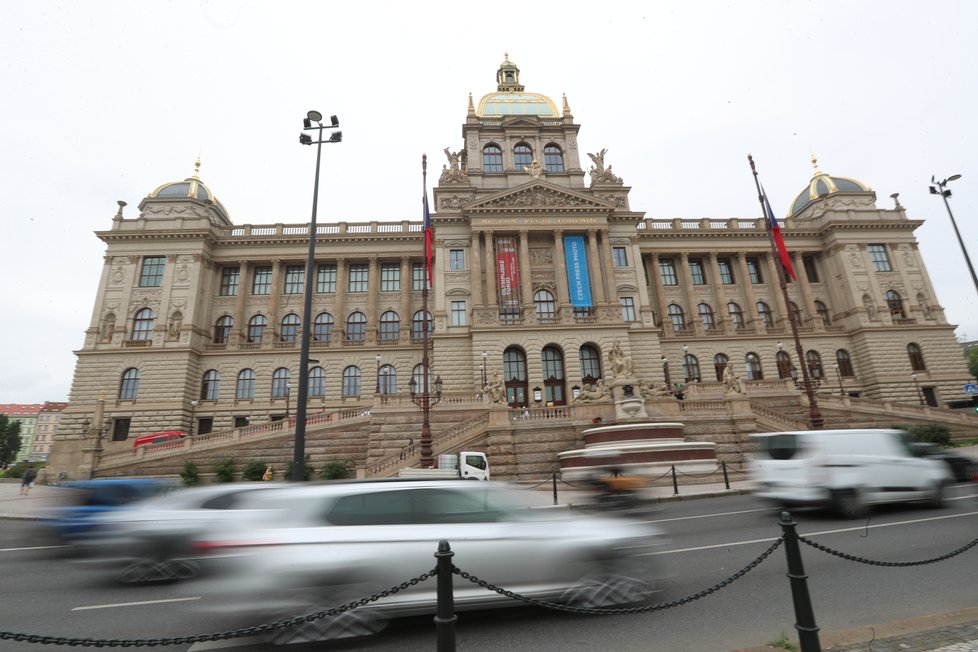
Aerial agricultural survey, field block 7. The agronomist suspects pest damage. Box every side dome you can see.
[476,54,558,117]
[789,157,873,217]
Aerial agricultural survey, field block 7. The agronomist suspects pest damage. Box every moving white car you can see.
[750,428,954,518]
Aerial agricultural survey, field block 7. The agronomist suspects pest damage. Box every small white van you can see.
[750,429,954,517]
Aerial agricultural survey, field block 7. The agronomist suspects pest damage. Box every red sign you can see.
[494,236,521,309]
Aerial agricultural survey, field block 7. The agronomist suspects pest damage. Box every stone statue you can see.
[484,371,506,403]
[587,148,622,185]
[608,339,633,377]
[574,379,610,403]
[639,380,671,399]
[722,365,747,396]
[524,159,544,179]
[100,314,116,342]
[439,147,469,184]
[444,147,462,171]
[587,148,608,173]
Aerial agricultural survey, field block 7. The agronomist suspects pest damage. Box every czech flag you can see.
[423,190,433,288]
[762,185,796,281]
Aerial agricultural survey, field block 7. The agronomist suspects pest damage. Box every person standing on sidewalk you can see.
[20,465,37,495]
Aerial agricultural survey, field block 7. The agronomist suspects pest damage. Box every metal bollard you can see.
[434,540,457,652]
[671,465,679,495]
[552,472,558,505]
[778,512,821,652]
[722,461,730,489]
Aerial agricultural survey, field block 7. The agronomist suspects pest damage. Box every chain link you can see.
[0,569,437,648]
[798,534,978,567]
[453,537,785,615]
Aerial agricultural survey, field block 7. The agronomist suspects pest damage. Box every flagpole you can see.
[748,155,823,430]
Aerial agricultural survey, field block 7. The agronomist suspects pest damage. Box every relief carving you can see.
[439,196,472,210]
[529,247,553,266]
[482,188,592,208]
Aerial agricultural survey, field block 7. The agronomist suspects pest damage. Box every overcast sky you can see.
[2,0,976,403]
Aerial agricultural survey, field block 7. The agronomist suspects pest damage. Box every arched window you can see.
[342,366,362,397]
[806,350,823,380]
[308,366,326,398]
[682,354,701,383]
[272,368,291,399]
[280,314,300,342]
[119,368,140,400]
[503,347,529,407]
[534,290,556,319]
[542,345,566,405]
[579,345,602,384]
[544,144,564,173]
[247,315,267,343]
[714,353,729,382]
[346,311,367,341]
[412,310,432,340]
[313,312,334,342]
[757,301,774,328]
[886,290,906,319]
[412,364,433,391]
[201,370,220,400]
[776,351,793,379]
[379,364,397,395]
[667,303,686,331]
[379,311,400,341]
[907,343,926,371]
[788,301,802,325]
[727,302,744,330]
[745,352,763,380]
[132,308,155,341]
[698,303,715,330]
[835,349,854,377]
[513,143,533,170]
[213,316,233,344]
[483,144,503,173]
[236,369,256,400]
[814,300,831,325]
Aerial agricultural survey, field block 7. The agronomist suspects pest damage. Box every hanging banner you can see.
[563,235,593,308]
[494,236,521,310]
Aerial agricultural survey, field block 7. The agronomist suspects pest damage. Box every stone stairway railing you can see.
[366,413,490,478]
[751,403,809,431]
[815,395,978,432]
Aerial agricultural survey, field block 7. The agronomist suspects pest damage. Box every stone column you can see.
[649,253,669,330]
[399,256,411,338]
[765,254,789,324]
[485,231,498,309]
[586,229,606,303]
[470,231,483,306]
[600,231,617,304]
[266,259,282,340]
[518,230,533,312]
[736,253,761,329]
[792,251,818,329]
[334,258,346,338]
[679,252,697,331]
[553,230,570,308]
[367,256,379,340]
[232,261,249,342]
[708,253,728,330]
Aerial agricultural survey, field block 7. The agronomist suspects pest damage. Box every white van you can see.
[750,429,954,517]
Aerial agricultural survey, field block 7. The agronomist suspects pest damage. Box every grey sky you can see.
[2,0,976,403]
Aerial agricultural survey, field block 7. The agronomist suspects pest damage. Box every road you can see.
[0,486,975,652]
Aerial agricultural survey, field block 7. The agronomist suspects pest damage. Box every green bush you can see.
[2,461,43,479]
[285,454,313,481]
[213,458,235,483]
[318,459,353,480]
[901,424,952,447]
[241,460,268,481]
[180,461,200,486]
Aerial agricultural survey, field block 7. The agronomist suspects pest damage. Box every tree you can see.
[0,416,23,466]
[967,345,978,381]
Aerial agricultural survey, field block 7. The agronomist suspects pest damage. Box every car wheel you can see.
[928,481,949,509]
[561,557,656,608]
[833,489,867,519]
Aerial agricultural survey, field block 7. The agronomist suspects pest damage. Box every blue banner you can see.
[563,235,593,308]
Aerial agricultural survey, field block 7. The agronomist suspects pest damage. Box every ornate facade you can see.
[47,56,972,478]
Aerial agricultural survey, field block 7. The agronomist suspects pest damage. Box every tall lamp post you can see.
[833,362,846,397]
[294,110,342,481]
[284,381,291,420]
[662,355,672,392]
[930,174,978,299]
[481,350,488,388]
[375,354,382,394]
[911,372,925,406]
[189,400,198,437]
[682,344,690,382]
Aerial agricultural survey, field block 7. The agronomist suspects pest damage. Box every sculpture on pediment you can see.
[588,148,608,173]
[439,147,469,184]
[524,159,544,179]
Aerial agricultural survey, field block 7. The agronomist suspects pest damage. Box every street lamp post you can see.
[682,344,690,382]
[294,110,342,481]
[911,372,925,406]
[375,354,382,394]
[284,381,291,420]
[833,362,846,397]
[189,400,198,437]
[481,350,488,388]
[930,174,978,299]
[662,356,672,392]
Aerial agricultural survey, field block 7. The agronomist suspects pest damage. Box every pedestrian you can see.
[20,465,37,495]
[262,465,273,481]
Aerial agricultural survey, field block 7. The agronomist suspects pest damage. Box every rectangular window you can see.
[449,249,465,271]
[718,258,735,284]
[348,264,368,292]
[689,258,706,285]
[803,256,819,283]
[111,418,131,442]
[620,297,637,322]
[746,257,763,284]
[658,259,678,286]
[450,300,467,326]
[612,247,629,268]
[219,267,240,296]
[380,263,400,291]
[252,266,272,295]
[139,256,166,287]
[412,262,429,290]
[868,244,892,272]
[284,265,304,294]
[317,264,336,293]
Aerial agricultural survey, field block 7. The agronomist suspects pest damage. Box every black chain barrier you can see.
[798,533,978,567]
[453,537,785,615]
[0,569,437,648]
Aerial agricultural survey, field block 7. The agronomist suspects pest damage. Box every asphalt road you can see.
[1,486,975,652]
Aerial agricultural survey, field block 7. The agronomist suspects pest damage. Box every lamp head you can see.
[482,350,488,359]
[329,115,339,127]
[307,110,323,123]
[375,354,381,362]
[777,341,783,351]
[303,118,311,129]
[929,186,939,194]
[329,131,342,143]
[948,174,962,182]
[299,134,312,145]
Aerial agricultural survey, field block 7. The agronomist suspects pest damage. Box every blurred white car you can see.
[78,482,288,582]
[193,480,666,642]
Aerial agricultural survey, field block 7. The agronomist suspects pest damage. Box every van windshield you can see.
[760,434,801,460]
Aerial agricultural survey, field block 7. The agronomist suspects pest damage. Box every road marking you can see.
[649,510,978,556]
[0,545,64,553]
[638,506,777,524]
[72,596,201,611]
